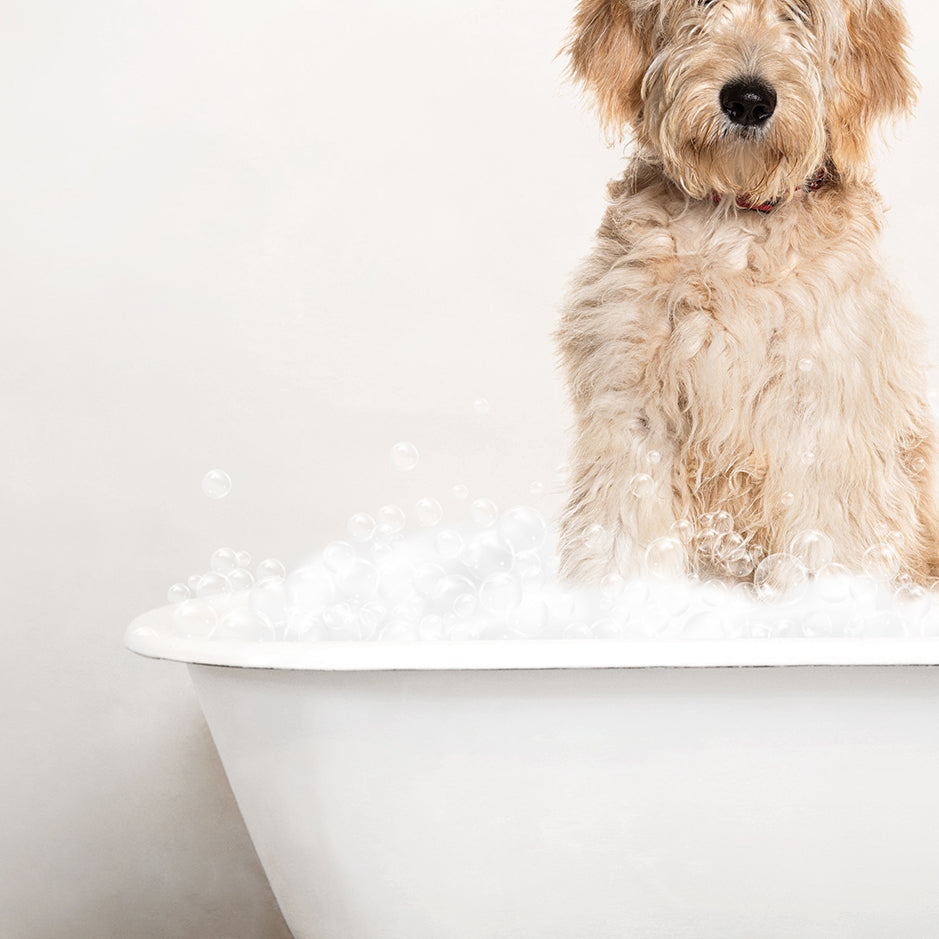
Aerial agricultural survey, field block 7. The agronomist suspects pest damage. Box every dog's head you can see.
[565,0,916,203]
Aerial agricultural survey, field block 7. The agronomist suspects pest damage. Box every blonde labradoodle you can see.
[556,0,939,586]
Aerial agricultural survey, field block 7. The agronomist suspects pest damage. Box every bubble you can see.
[711,511,734,534]
[323,602,360,639]
[167,583,191,604]
[723,550,754,578]
[516,551,543,580]
[451,484,470,501]
[646,450,661,465]
[286,565,335,611]
[462,531,515,577]
[452,592,478,618]
[418,614,445,641]
[173,600,217,638]
[435,529,464,559]
[717,531,745,558]
[670,519,695,544]
[802,610,835,637]
[415,497,444,528]
[257,557,287,582]
[228,568,254,591]
[789,529,834,574]
[359,600,388,635]
[284,608,322,642]
[754,553,808,602]
[471,498,499,527]
[348,512,377,542]
[814,563,852,602]
[390,441,420,472]
[581,523,609,551]
[414,563,447,598]
[195,572,230,598]
[780,491,795,508]
[911,456,927,475]
[202,469,232,499]
[894,583,931,621]
[529,481,546,498]
[479,572,523,616]
[629,473,654,498]
[473,397,490,415]
[862,543,901,581]
[435,575,477,612]
[377,504,406,534]
[236,550,252,569]
[498,506,547,554]
[323,541,356,573]
[801,451,816,466]
[210,547,239,575]
[798,358,814,372]
[250,578,287,626]
[187,574,201,593]
[214,608,276,642]
[645,537,686,579]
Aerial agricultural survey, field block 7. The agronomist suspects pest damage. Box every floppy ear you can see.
[564,0,652,138]
[828,0,918,175]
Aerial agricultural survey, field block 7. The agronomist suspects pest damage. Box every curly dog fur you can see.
[556,0,939,586]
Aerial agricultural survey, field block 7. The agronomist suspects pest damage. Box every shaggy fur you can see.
[557,0,939,585]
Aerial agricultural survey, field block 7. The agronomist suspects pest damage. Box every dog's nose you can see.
[719,80,777,127]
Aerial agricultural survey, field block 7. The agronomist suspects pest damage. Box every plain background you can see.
[3,1,938,936]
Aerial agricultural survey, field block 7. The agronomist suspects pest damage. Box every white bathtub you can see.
[127,604,939,939]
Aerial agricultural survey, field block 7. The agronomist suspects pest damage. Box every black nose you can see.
[719,79,777,127]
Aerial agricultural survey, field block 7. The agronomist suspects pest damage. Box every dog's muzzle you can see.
[719,79,777,127]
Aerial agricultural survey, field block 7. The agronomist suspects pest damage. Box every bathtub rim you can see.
[125,603,939,670]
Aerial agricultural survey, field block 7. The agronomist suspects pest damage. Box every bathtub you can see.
[126,603,939,939]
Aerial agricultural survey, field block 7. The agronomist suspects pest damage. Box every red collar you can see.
[710,165,830,214]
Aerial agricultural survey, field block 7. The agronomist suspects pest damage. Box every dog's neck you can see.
[709,165,830,214]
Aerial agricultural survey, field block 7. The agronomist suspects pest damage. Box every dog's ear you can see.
[564,0,653,138]
[828,0,918,175]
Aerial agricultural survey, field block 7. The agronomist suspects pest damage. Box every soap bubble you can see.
[798,358,814,372]
[462,531,514,577]
[187,574,201,593]
[479,572,522,615]
[451,484,470,501]
[670,519,695,544]
[498,506,547,554]
[215,608,276,642]
[529,481,546,498]
[377,504,406,534]
[780,491,795,507]
[789,530,834,574]
[250,578,287,626]
[862,543,901,581]
[348,512,377,543]
[646,450,661,465]
[645,537,686,579]
[754,553,808,602]
[516,551,543,580]
[415,497,444,528]
[236,550,252,569]
[911,456,927,475]
[629,473,654,498]
[256,557,287,582]
[167,583,191,604]
[801,451,816,466]
[173,600,217,639]
[814,563,852,602]
[359,600,388,636]
[413,562,447,598]
[210,547,239,575]
[195,572,230,598]
[473,397,490,415]
[390,441,419,472]
[723,550,755,578]
[286,565,334,611]
[471,498,499,527]
[581,523,609,551]
[435,574,477,612]
[452,591,478,618]
[202,469,232,499]
[323,541,356,573]
[323,602,360,639]
[434,529,464,559]
[335,559,380,601]
[228,568,254,591]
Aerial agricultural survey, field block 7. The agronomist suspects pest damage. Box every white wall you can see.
[2,1,937,936]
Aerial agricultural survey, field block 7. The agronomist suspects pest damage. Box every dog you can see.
[556,0,939,588]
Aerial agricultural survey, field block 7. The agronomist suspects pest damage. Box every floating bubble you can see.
[529,481,546,498]
[359,601,388,636]
[629,473,654,498]
[167,583,191,604]
[754,553,808,602]
[377,504,406,534]
[862,543,901,581]
[210,547,239,575]
[452,591,478,618]
[173,600,217,638]
[645,537,686,580]
[249,577,287,626]
[390,441,420,472]
[323,602,360,638]
[434,529,464,559]
[471,498,499,527]
[236,550,252,569]
[257,557,287,582]
[348,512,377,543]
[723,550,755,578]
[473,397,490,415]
[202,469,232,499]
[789,529,834,574]
[911,456,927,475]
[413,562,447,598]
[479,572,523,616]
[498,506,547,554]
[435,574,477,612]
[814,563,852,602]
[516,550,543,580]
[798,358,814,372]
[670,519,695,544]
[196,572,230,598]
[646,450,661,465]
[581,523,609,551]
[451,484,469,501]
[286,565,335,611]
[215,608,276,642]
[462,530,514,577]
[780,491,795,508]
[801,451,816,466]
[228,568,254,591]
[415,497,444,528]
[187,574,201,593]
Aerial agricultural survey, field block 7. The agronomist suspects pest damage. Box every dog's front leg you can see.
[557,391,680,584]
